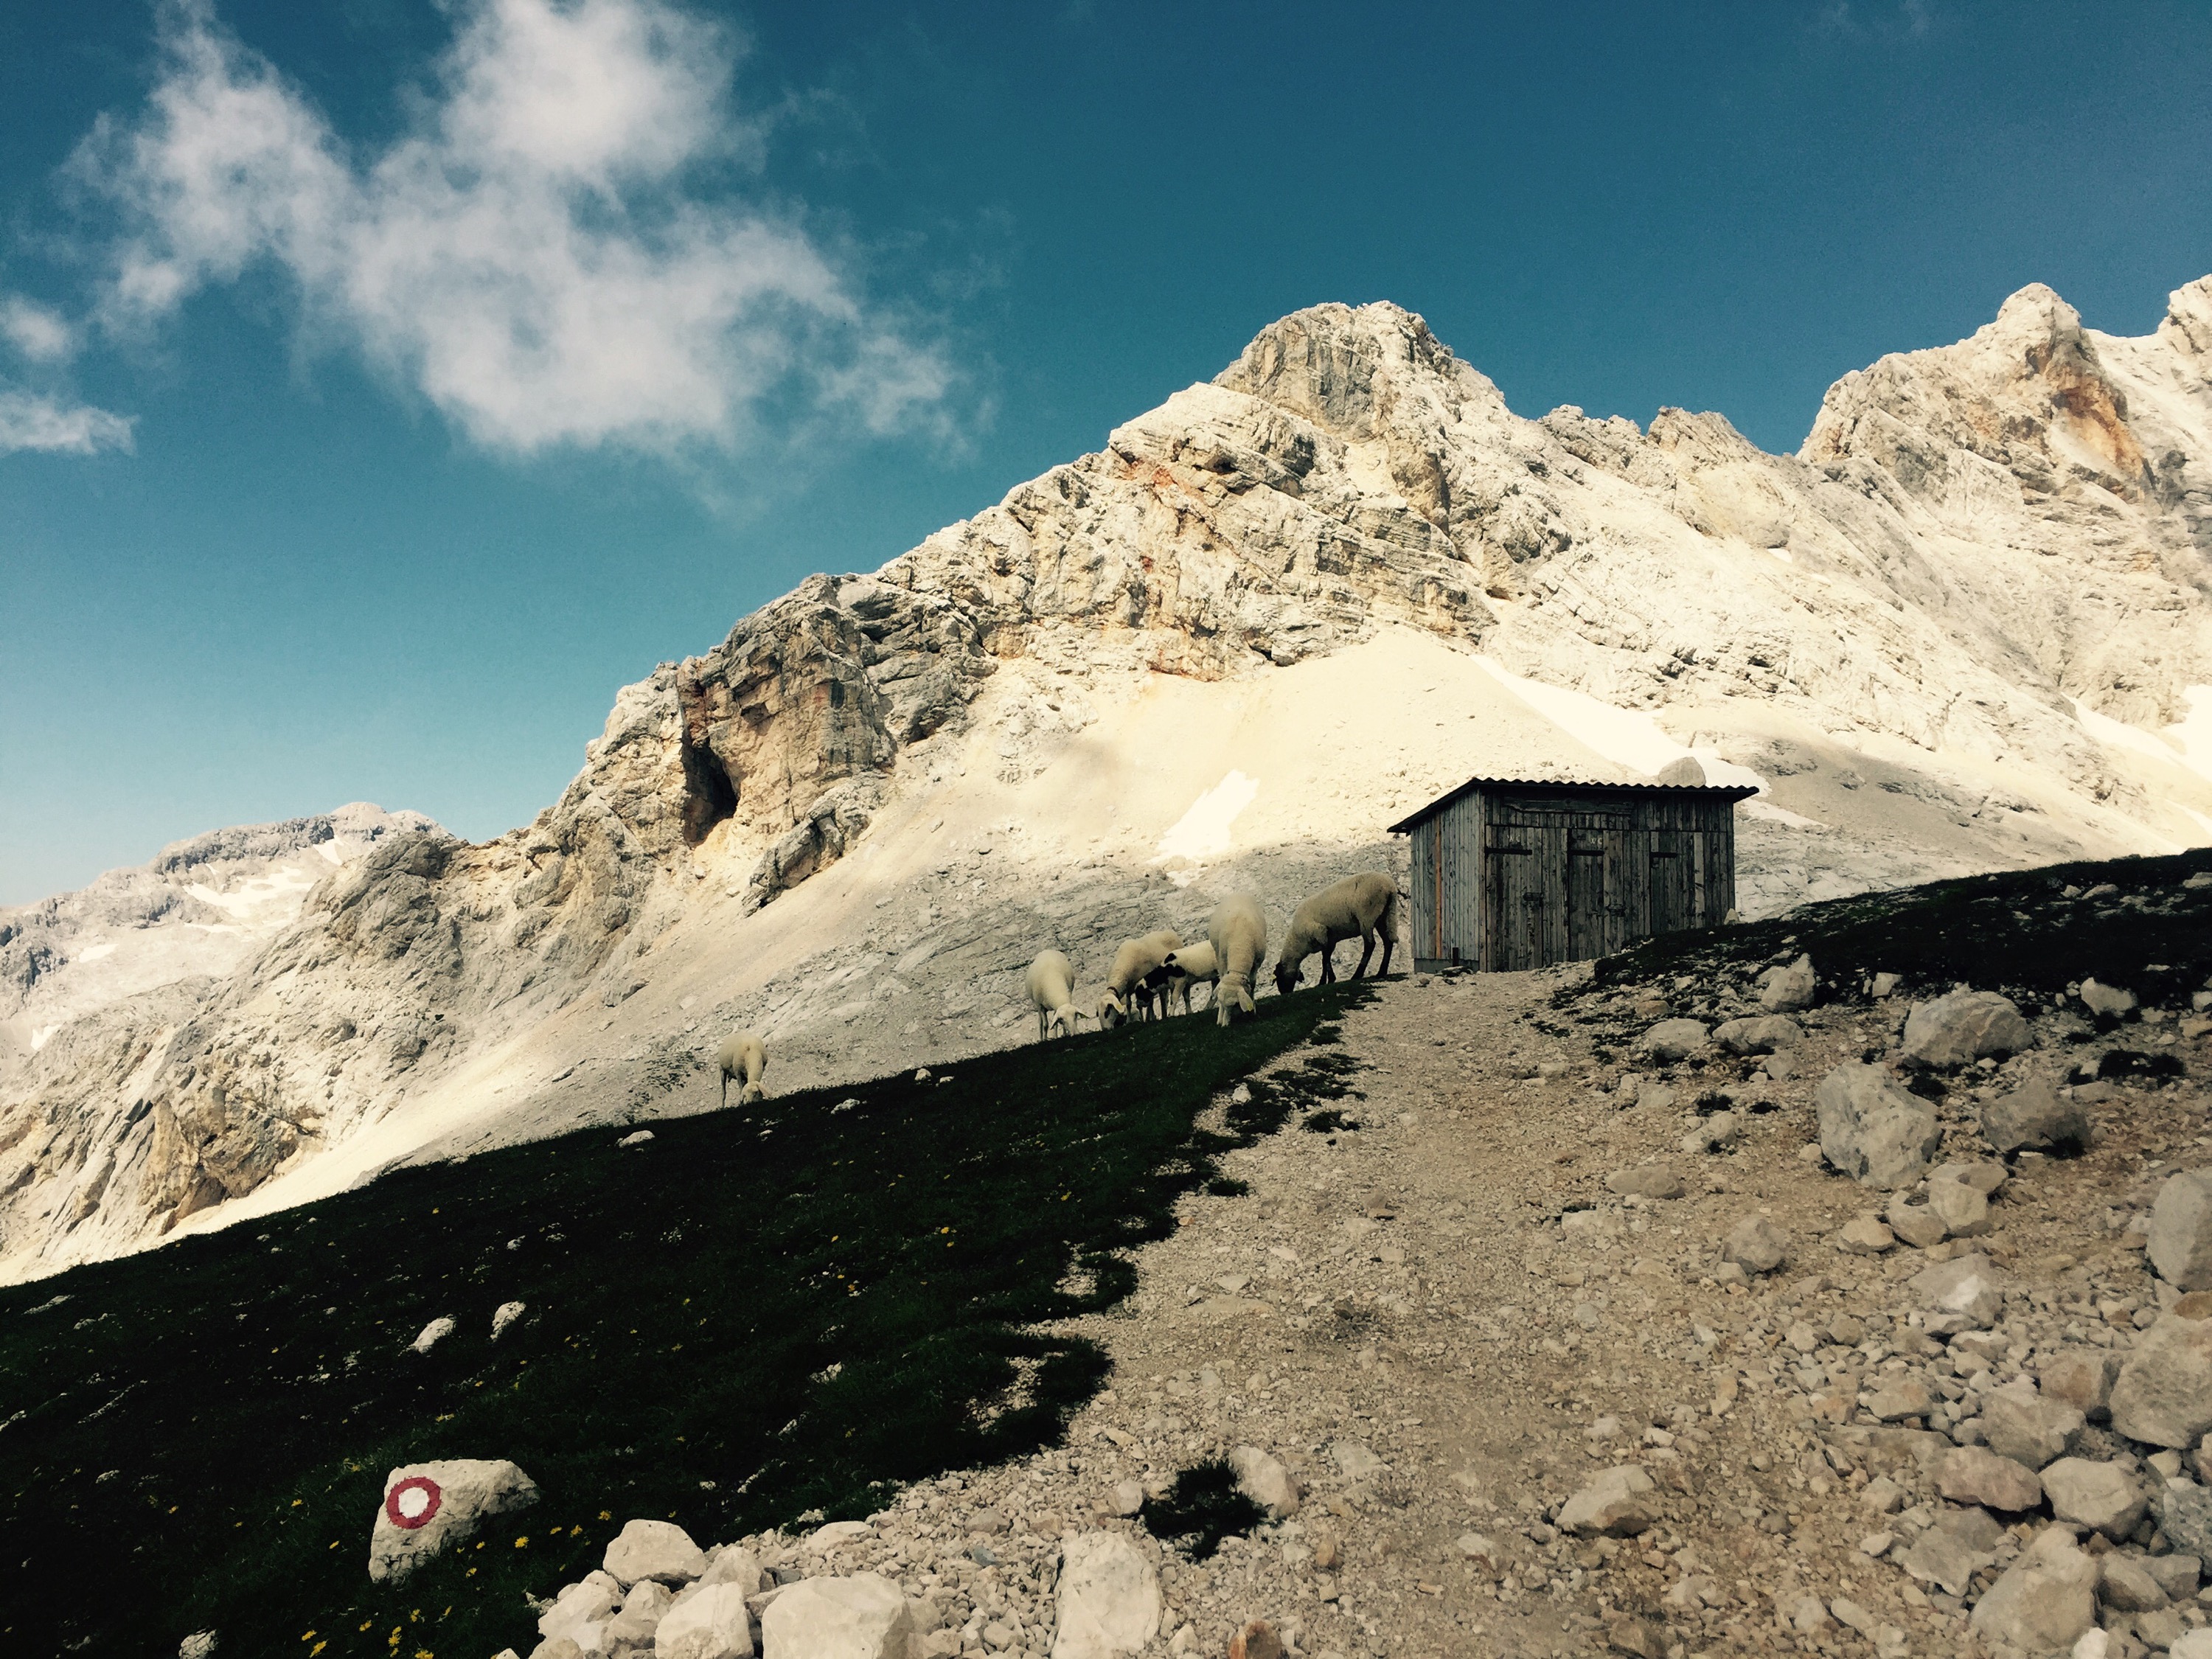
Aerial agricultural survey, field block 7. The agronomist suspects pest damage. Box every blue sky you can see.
[4,0,2211,904]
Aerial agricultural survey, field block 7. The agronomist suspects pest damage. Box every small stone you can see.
[1329,1442,1385,1481]
[605,1579,673,1648]
[1606,1164,1686,1200]
[1838,1215,1896,1254]
[1226,1620,1286,1659]
[1898,1504,2003,1596]
[2041,1351,2121,1422]
[1759,955,1816,1013]
[491,1301,525,1340]
[1110,1481,1143,1517]
[655,1580,753,1659]
[1885,1192,1950,1249]
[1859,1531,1896,1557]
[808,1520,874,1550]
[1711,1014,1804,1054]
[1050,1532,1163,1659]
[2145,1554,2203,1599]
[762,1573,915,1659]
[2042,1457,2147,1537]
[1872,973,1902,997]
[1926,1178,1992,1238]
[1557,1464,1659,1536]
[367,1458,539,1583]
[605,1518,707,1587]
[1228,1446,1300,1519]
[1933,1158,2009,1195]
[409,1316,456,1354]
[1817,1064,1944,1189]
[1902,990,2032,1069]
[2079,978,2138,1018]
[1969,1525,2099,1655]
[1983,1077,2093,1157]
[1910,1253,2011,1328]
[2097,1553,2170,1611]
[2159,1479,2212,1560]
[2148,1169,2212,1291]
[1605,1613,1666,1658]
[618,1129,654,1147]
[2110,1301,2212,1447]
[1641,1019,1711,1063]
[1866,1379,1933,1422]
[1980,1379,2084,1469]
[1681,1113,1741,1157]
[1937,1446,2043,1512]
[1455,1531,1498,1566]
[1722,1216,1787,1275]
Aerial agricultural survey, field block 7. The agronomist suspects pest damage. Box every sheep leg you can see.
[1354,929,1376,978]
[1319,942,1337,985]
[1377,933,1395,977]
[720,1071,728,1109]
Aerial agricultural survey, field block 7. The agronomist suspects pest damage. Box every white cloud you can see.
[1,298,77,364]
[0,390,135,456]
[83,0,952,456]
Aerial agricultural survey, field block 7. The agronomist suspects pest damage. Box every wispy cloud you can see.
[1,297,77,364]
[77,0,955,458]
[1813,0,1936,40]
[0,391,135,456]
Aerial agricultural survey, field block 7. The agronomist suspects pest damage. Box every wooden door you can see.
[1567,828,1610,961]
[1649,830,1697,935]
[1483,828,1537,970]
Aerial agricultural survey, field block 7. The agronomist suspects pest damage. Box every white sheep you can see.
[1205,895,1269,1026]
[1273,872,1401,995]
[1150,939,1220,1017]
[1096,929,1183,1028]
[716,1030,767,1106]
[1025,949,1088,1040]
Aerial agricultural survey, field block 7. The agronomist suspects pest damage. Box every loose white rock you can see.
[1758,956,1815,1013]
[1969,1525,2099,1655]
[1639,1020,1709,1063]
[762,1572,914,1659]
[1228,1445,1300,1518]
[409,1316,456,1354]
[1050,1533,1163,1659]
[492,1301,526,1340]
[1557,1464,1658,1536]
[1901,990,2031,1068]
[2148,1169,2212,1291]
[1815,1064,1942,1189]
[367,1458,538,1582]
[2042,1458,2146,1537]
[1722,1216,1787,1276]
[657,1581,756,1659]
[606,1519,709,1588]
[2110,1301,2212,1447]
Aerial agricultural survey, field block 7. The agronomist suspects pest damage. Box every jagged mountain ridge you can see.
[4,276,2210,1283]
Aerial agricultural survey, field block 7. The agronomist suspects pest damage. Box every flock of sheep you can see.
[715,872,1401,1106]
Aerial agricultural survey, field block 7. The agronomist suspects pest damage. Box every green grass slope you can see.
[0,984,1371,1658]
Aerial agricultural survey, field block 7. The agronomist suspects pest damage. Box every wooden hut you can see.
[1388,776,1757,972]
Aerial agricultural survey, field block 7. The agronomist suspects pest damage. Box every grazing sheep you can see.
[1207,896,1270,1026]
[716,1031,767,1106]
[1096,930,1183,1029]
[1273,873,1400,995]
[1150,939,1220,1017]
[1025,949,1088,1040]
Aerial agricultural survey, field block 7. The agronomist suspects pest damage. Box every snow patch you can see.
[29,1026,58,1052]
[77,942,116,962]
[2070,695,2212,785]
[1155,771,1260,863]
[1743,799,1826,830]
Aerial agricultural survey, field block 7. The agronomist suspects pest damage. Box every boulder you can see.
[1049,1533,1163,1659]
[1837,1215,1896,1255]
[1885,1192,1949,1248]
[608,1580,674,1648]
[2097,1554,2169,1612]
[367,1458,538,1582]
[1816,1065,1943,1189]
[1937,1446,2043,1512]
[1901,990,2031,1068]
[1606,1164,1686,1200]
[2110,1302,2212,1447]
[1721,1216,1787,1276]
[1896,1505,2003,1596]
[410,1316,456,1354]
[1967,1525,2099,1655]
[2175,1631,2212,1659]
[1980,1379,2084,1469]
[762,1573,914,1659]
[606,1519,708,1588]
[1910,1253,2009,1329]
[1711,1015,1804,1055]
[1759,955,1816,1013]
[2148,1169,2212,1291]
[2041,1458,2146,1538]
[1228,1446,1300,1519]
[699,1548,768,1593]
[491,1301,526,1340]
[2079,978,2138,1018]
[1982,1079,2093,1157]
[1557,1464,1658,1536]
[1925,1178,1992,1238]
[2039,1352,2121,1422]
[2158,1479,2212,1560]
[1640,1020,1710,1063]
[657,1582,755,1659]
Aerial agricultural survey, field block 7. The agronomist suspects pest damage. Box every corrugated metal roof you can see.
[1385,774,1760,833]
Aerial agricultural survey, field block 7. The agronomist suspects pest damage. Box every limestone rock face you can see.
[366,1458,538,1582]
[10,275,2212,1281]
[1817,1065,1943,1189]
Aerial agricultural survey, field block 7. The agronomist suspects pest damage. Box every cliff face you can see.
[5,279,2210,1281]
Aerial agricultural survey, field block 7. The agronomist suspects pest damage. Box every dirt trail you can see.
[750,959,2211,1659]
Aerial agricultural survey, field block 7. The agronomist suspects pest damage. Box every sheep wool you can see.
[716,1032,768,1106]
[1025,949,1085,1040]
[1206,896,1270,1027]
[1274,873,1400,995]
[1152,939,1220,1017]
[1095,930,1183,1028]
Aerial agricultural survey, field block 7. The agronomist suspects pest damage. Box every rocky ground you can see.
[515,869,2212,1659]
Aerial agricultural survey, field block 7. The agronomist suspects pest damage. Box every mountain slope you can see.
[4,277,2210,1281]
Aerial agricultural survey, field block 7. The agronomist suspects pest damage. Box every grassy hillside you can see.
[0,983,1370,1658]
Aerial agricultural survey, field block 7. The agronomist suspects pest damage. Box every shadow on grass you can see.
[0,980,1375,1657]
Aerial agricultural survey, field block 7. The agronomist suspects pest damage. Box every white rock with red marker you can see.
[366,1458,539,1582]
